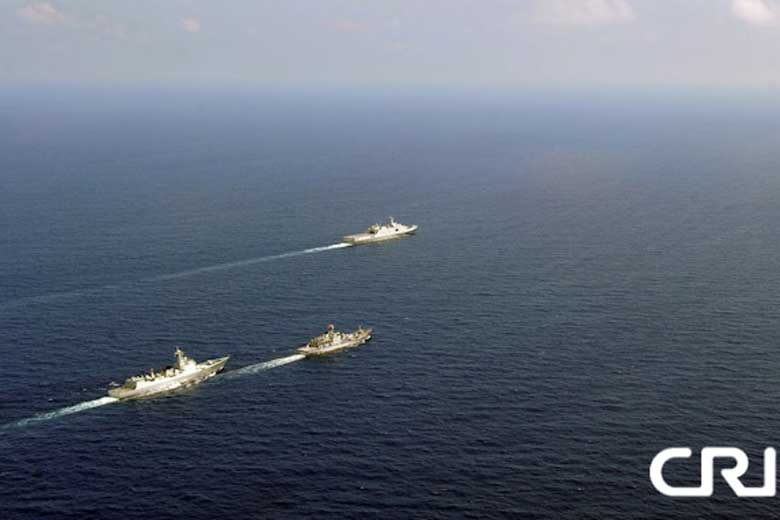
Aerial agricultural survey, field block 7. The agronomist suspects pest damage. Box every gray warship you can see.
[297,324,373,357]
[342,217,418,244]
[108,347,229,400]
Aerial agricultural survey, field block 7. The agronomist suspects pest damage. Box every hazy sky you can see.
[3,0,780,88]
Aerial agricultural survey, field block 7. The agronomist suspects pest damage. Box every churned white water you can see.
[3,397,119,430]
[151,243,352,281]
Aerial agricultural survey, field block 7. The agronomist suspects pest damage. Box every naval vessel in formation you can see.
[105,217,412,400]
[343,217,418,244]
[297,324,373,357]
[108,348,229,400]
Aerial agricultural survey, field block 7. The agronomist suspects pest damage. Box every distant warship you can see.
[297,324,373,357]
[342,217,418,244]
[108,348,229,400]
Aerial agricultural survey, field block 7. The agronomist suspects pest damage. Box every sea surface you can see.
[3,87,780,518]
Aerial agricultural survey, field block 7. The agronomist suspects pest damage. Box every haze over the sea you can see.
[3,0,780,89]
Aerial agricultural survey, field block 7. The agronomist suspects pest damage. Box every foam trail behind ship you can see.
[3,354,307,430]
[151,243,352,281]
[224,354,306,378]
[0,243,352,309]
[1,397,119,431]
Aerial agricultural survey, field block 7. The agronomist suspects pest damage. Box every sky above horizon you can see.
[3,0,780,88]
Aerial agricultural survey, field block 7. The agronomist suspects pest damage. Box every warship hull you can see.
[297,329,372,357]
[108,356,229,400]
[342,225,418,245]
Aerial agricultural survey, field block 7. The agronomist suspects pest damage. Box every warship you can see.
[342,217,418,244]
[297,324,373,357]
[108,347,229,400]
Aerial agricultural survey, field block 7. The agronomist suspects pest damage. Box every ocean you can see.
[2,87,780,518]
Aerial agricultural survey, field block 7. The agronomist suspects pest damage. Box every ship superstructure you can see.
[108,347,229,400]
[342,217,418,244]
[297,324,372,357]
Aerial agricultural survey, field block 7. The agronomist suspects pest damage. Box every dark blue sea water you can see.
[3,88,780,518]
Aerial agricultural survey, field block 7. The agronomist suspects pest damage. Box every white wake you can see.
[3,353,308,430]
[150,243,352,281]
[0,243,353,309]
[225,354,306,377]
[2,396,119,430]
